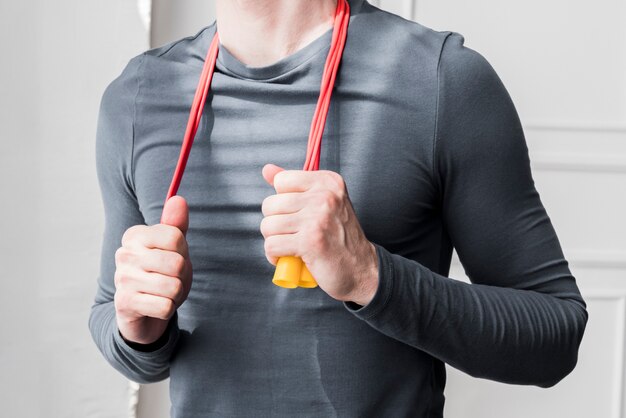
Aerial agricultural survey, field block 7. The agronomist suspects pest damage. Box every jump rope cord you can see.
[304,0,350,171]
[163,0,350,213]
[163,35,220,206]
[161,0,350,288]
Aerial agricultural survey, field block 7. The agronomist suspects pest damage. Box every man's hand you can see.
[260,163,379,306]
[113,195,193,345]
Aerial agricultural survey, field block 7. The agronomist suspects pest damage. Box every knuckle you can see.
[114,247,125,265]
[259,217,268,237]
[335,185,347,201]
[171,253,186,277]
[159,299,176,319]
[113,269,128,288]
[171,279,184,301]
[165,227,183,248]
[120,229,132,246]
[274,171,285,188]
[174,230,188,254]
[114,290,132,312]
[259,216,273,238]
[326,170,345,189]
[115,246,136,266]
[175,227,186,245]
[264,236,276,255]
[261,196,271,216]
[321,191,337,212]
[121,225,142,246]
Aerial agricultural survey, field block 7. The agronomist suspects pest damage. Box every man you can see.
[89,0,588,416]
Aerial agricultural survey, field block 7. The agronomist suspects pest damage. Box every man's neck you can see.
[215,0,338,67]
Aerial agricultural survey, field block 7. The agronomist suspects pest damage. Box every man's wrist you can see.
[346,241,379,307]
[119,328,169,352]
[118,312,177,353]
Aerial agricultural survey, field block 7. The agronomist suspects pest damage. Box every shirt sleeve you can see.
[343,32,588,388]
[88,53,181,384]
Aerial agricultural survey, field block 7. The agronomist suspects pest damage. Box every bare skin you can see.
[215,0,338,67]
[114,196,192,344]
[261,164,379,306]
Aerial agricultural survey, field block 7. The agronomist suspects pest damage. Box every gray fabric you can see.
[89,0,588,416]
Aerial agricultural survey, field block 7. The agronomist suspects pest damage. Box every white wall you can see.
[143,0,625,416]
[0,3,42,416]
[151,0,216,48]
[0,1,149,417]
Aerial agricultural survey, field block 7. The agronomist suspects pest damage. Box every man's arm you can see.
[344,32,588,388]
[88,54,181,384]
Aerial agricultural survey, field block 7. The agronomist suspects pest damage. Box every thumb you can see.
[160,195,189,236]
[262,163,285,187]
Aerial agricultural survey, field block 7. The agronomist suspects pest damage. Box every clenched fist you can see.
[260,163,379,306]
[113,195,193,345]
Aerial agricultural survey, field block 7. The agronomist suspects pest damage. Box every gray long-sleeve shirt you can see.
[89,0,588,416]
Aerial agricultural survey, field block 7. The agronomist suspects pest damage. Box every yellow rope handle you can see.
[272,256,318,288]
[270,0,349,291]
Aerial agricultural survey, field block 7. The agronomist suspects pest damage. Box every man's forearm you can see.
[344,242,588,388]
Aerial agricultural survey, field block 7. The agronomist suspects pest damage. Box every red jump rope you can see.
[161,0,351,289]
